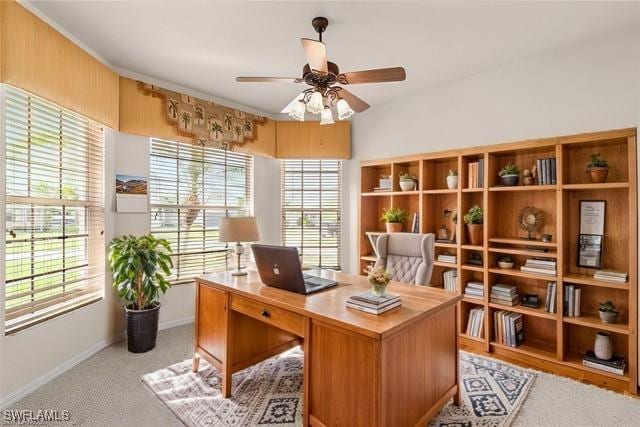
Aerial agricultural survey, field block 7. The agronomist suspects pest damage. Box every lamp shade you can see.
[219,217,260,242]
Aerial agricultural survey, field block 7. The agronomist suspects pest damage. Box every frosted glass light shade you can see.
[289,100,305,121]
[320,106,335,125]
[307,91,324,114]
[336,98,354,120]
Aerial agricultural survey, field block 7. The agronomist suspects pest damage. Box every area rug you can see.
[142,349,535,427]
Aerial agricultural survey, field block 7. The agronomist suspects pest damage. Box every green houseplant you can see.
[463,205,483,246]
[398,172,417,191]
[587,154,609,183]
[598,301,618,324]
[109,234,173,353]
[498,164,520,186]
[380,207,408,233]
[446,169,458,190]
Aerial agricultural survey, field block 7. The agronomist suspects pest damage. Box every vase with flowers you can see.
[364,265,392,297]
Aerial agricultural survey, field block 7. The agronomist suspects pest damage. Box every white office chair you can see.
[374,233,435,285]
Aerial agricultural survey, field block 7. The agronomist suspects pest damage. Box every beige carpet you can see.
[5,324,640,426]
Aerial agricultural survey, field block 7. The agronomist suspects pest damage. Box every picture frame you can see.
[579,200,606,235]
[578,233,603,269]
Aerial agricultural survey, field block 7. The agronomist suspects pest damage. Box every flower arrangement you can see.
[364,265,391,297]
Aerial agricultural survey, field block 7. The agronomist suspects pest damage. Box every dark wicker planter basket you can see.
[126,303,160,353]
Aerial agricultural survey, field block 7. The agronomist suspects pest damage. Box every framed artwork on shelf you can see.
[578,233,603,268]
[579,200,606,235]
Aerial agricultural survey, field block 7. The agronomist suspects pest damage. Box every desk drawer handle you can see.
[261,309,271,318]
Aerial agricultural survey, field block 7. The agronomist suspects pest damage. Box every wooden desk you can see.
[193,270,462,426]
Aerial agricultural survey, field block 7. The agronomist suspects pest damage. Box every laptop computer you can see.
[251,244,338,295]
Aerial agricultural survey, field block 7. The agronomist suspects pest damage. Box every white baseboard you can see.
[159,316,194,331]
[0,319,194,409]
[0,332,124,409]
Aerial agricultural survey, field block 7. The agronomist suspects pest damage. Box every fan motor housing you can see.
[302,62,340,87]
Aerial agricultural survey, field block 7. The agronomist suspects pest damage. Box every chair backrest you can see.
[374,233,435,285]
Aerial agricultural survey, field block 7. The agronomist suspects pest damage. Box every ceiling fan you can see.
[236,17,406,124]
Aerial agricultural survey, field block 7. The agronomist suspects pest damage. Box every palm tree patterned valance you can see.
[138,81,266,149]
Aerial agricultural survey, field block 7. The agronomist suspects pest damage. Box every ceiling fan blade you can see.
[337,88,369,113]
[337,67,406,84]
[301,38,328,74]
[281,92,305,114]
[236,77,303,83]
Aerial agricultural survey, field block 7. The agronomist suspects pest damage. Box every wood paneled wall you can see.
[0,1,119,129]
[276,121,351,159]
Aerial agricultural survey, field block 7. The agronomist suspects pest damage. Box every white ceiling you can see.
[27,1,640,115]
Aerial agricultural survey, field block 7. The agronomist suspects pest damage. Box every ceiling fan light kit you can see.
[236,17,406,124]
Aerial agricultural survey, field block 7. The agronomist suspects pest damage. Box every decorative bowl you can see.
[498,261,515,269]
[500,174,519,186]
[399,180,416,191]
[598,310,618,324]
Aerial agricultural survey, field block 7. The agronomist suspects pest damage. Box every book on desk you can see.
[346,291,401,314]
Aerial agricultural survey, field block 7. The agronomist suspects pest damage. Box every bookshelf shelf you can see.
[563,273,629,290]
[489,237,557,248]
[359,127,637,393]
[489,185,557,192]
[488,247,557,259]
[563,182,629,190]
[488,267,556,281]
[489,302,557,320]
[563,315,629,335]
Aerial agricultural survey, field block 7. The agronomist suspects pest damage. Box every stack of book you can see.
[564,284,582,317]
[466,307,485,338]
[536,157,557,185]
[494,310,524,348]
[582,351,626,376]
[409,213,420,233]
[521,258,557,276]
[437,253,457,264]
[467,159,484,188]
[346,291,401,315]
[464,281,484,300]
[372,186,391,193]
[594,270,628,283]
[544,282,557,313]
[490,284,520,306]
[443,269,458,292]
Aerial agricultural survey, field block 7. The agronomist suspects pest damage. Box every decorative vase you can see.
[594,332,613,360]
[369,278,388,297]
[386,222,403,233]
[500,174,519,186]
[588,167,609,183]
[598,310,618,324]
[466,224,483,246]
[446,175,458,190]
[399,180,416,191]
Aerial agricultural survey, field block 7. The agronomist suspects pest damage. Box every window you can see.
[281,159,342,269]
[149,139,253,283]
[4,86,105,333]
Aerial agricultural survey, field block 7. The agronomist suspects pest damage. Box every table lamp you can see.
[219,216,260,276]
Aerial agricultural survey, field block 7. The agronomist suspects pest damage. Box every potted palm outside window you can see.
[109,234,173,353]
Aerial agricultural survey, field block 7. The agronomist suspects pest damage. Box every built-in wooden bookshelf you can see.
[358,128,637,394]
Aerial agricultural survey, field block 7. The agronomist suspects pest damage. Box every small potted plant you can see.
[446,169,458,189]
[598,301,619,324]
[499,164,520,186]
[463,205,483,246]
[587,154,609,183]
[380,207,408,233]
[109,234,173,353]
[399,172,417,191]
[497,255,515,269]
[364,265,392,297]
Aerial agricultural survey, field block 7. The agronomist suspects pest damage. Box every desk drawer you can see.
[231,294,305,338]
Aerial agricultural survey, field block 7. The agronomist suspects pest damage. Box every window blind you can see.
[150,139,253,283]
[4,85,105,333]
[281,159,342,270]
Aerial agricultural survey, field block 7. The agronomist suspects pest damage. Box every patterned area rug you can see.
[142,349,535,427]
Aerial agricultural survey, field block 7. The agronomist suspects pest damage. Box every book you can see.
[574,287,581,317]
[582,351,626,375]
[347,297,401,311]
[346,300,401,315]
[520,266,556,275]
[443,269,458,291]
[536,159,543,185]
[349,291,400,306]
[544,282,557,313]
[550,158,557,185]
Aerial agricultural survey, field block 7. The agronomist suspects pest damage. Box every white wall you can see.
[344,26,640,274]
[0,129,281,406]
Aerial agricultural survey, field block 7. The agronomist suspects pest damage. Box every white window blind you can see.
[150,139,253,283]
[4,86,105,334]
[281,159,342,270]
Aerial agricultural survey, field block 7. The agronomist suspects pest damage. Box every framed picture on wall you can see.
[578,233,603,268]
